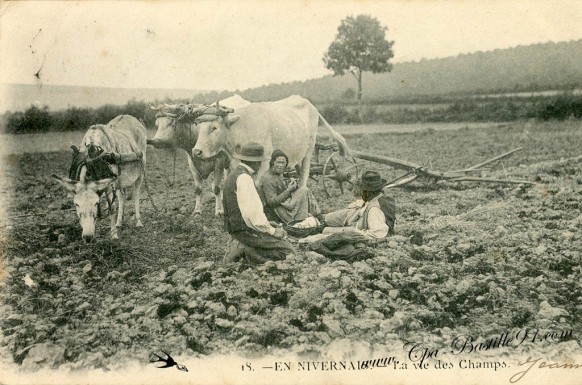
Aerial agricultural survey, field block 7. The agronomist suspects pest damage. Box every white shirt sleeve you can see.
[347,199,364,209]
[236,173,276,235]
[357,206,389,240]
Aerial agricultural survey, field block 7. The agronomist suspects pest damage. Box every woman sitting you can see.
[259,149,322,224]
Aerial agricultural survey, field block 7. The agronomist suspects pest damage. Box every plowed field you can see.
[1,120,580,372]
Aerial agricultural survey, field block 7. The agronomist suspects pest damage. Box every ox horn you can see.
[215,100,233,115]
[189,103,207,116]
[162,103,178,112]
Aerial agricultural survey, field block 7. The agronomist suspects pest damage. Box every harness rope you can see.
[141,160,159,213]
[101,186,117,219]
[154,111,190,187]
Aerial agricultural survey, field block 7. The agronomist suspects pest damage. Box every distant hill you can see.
[0,84,206,113]
[212,40,582,104]
[3,40,581,114]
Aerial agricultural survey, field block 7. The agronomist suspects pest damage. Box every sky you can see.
[1,0,581,91]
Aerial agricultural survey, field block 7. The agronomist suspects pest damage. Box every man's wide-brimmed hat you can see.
[359,170,386,191]
[234,142,265,162]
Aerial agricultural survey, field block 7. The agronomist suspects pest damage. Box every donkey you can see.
[52,115,147,242]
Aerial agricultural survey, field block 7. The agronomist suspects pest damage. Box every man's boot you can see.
[223,238,244,263]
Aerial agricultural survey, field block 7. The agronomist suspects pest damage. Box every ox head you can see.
[148,104,195,150]
[52,174,116,243]
[192,102,237,159]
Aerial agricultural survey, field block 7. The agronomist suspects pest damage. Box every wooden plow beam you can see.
[349,147,534,188]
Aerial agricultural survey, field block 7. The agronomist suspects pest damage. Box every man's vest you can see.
[223,166,251,234]
[360,194,396,232]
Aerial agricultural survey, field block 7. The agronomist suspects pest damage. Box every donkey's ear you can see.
[52,174,77,192]
[93,178,116,192]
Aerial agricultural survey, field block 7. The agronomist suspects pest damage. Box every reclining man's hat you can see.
[234,142,265,162]
[360,170,387,191]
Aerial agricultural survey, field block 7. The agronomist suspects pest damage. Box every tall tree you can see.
[323,15,394,121]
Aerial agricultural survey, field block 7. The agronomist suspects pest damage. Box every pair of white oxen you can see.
[53,95,350,242]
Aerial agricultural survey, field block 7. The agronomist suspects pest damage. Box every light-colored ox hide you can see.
[148,94,251,216]
[52,115,147,242]
[192,95,350,187]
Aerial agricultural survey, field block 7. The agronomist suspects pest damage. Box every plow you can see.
[308,143,534,198]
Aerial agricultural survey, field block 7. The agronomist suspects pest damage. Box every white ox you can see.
[52,115,147,242]
[192,95,350,186]
[148,94,251,216]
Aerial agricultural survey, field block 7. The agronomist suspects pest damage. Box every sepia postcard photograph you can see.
[1,1,581,384]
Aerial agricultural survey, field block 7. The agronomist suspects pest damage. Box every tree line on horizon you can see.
[2,92,581,134]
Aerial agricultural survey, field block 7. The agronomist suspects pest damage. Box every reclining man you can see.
[259,149,323,224]
[322,170,396,240]
[223,142,295,264]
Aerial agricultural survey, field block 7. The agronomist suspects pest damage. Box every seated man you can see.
[223,143,294,264]
[259,149,322,224]
[323,170,396,240]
